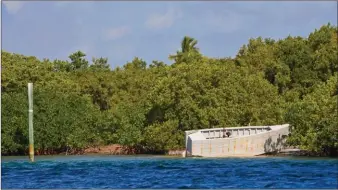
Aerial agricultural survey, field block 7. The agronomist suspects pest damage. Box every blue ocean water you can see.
[1,155,337,189]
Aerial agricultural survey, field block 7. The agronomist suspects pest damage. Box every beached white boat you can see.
[184,124,290,157]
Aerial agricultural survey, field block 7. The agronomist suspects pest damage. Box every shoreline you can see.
[2,145,333,158]
[3,151,336,158]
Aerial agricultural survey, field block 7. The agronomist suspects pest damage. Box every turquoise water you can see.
[1,155,337,189]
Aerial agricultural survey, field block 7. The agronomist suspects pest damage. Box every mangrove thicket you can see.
[1,24,337,156]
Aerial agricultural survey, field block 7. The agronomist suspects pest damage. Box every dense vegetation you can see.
[2,24,337,156]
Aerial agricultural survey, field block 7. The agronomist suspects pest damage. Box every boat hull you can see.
[185,124,290,157]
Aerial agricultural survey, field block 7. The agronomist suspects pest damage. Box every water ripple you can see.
[2,156,337,189]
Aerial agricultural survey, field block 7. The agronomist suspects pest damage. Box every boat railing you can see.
[200,127,271,139]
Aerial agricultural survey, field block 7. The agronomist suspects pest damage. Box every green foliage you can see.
[1,92,28,154]
[90,57,110,70]
[53,59,71,72]
[285,74,338,156]
[143,119,183,153]
[1,24,337,156]
[68,51,89,71]
[114,102,148,147]
[169,36,202,64]
[123,57,147,70]
[33,88,101,152]
[149,62,282,131]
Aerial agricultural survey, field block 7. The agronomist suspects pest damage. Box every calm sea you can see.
[1,155,337,189]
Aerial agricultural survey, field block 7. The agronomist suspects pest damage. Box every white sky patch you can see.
[54,2,72,8]
[54,1,95,14]
[205,11,244,34]
[108,43,135,63]
[103,26,131,41]
[145,7,182,30]
[3,1,25,14]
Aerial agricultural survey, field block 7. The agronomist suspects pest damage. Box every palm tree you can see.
[169,36,200,62]
[181,36,199,54]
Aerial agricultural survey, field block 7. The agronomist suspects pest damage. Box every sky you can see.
[2,1,337,68]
